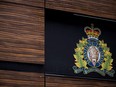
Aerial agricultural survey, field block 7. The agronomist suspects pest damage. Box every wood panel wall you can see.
[46,0,116,20]
[1,0,44,7]
[0,70,44,87]
[0,0,44,87]
[46,76,116,87]
[0,0,44,64]
[0,0,116,87]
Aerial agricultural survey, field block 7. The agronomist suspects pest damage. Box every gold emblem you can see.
[72,24,115,77]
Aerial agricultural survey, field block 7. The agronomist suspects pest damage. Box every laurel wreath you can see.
[74,38,113,71]
[73,37,88,69]
[99,40,113,71]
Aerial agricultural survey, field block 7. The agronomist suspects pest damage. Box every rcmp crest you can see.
[72,24,115,77]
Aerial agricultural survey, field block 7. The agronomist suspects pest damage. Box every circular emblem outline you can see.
[84,38,104,67]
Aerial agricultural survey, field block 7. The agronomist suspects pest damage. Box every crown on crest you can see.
[84,24,101,39]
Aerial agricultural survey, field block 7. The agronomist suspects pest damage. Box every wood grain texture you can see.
[46,76,116,87]
[0,2,44,64]
[0,70,44,87]
[1,0,44,7]
[0,0,116,87]
[46,0,116,19]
